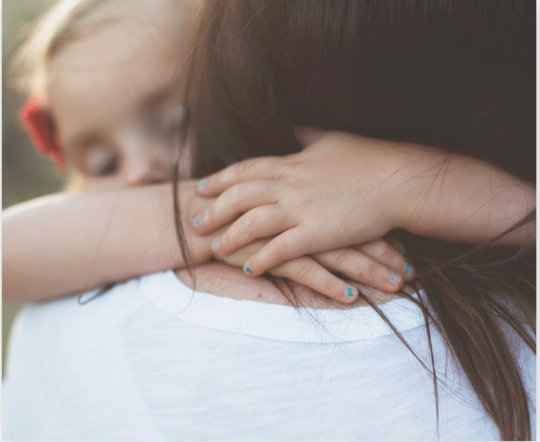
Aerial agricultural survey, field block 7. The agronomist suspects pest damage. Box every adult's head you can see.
[182,1,535,439]
[185,0,534,182]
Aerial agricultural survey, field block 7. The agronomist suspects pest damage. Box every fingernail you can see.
[198,179,207,191]
[404,262,414,276]
[193,217,202,228]
[397,242,406,253]
[389,272,401,285]
[244,266,253,274]
[345,287,357,298]
[211,239,221,253]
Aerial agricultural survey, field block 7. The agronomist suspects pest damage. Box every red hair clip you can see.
[19,97,65,168]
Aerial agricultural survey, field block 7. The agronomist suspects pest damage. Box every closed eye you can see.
[83,145,120,177]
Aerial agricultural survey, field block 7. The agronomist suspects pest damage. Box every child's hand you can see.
[193,128,418,278]
[218,237,411,304]
[188,181,410,304]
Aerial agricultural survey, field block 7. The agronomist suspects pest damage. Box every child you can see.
[4,0,412,306]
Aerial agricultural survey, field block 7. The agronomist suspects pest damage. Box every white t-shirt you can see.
[3,270,536,441]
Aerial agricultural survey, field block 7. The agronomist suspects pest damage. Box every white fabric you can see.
[3,270,536,441]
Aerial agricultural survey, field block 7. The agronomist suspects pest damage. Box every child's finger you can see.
[216,239,269,268]
[193,180,279,234]
[211,206,293,257]
[354,239,414,280]
[269,256,359,304]
[383,234,406,254]
[312,247,405,293]
[198,157,281,196]
[242,228,312,276]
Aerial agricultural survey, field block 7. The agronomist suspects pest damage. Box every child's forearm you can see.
[391,146,535,245]
[3,181,214,303]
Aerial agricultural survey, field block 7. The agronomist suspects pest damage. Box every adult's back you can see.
[4,267,535,440]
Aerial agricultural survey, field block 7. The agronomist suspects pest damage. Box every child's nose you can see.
[123,151,173,186]
[124,154,154,186]
[120,126,176,186]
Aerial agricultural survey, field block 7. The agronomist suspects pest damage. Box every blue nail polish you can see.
[398,243,406,253]
[404,263,413,276]
[211,239,220,252]
[193,217,202,228]
[244,266,252,274]
[390,273,399,283]
[199,179,207,190]
[346,288,355,297]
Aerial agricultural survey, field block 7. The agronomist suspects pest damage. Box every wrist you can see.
[392,148,536,244]
[391,144,451,232]
[377,141,446,233]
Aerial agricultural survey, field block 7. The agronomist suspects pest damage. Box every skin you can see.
[47,0,193,189]
[22,0,531,307]
[4,3,409,305]
[194,127,535,277]
[2,181,405,306]
[176,263,404,310]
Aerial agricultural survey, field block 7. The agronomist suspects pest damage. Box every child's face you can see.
[48,2,192,190]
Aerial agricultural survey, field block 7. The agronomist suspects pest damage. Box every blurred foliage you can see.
[3,0,63,377]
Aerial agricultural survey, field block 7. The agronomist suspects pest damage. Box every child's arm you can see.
[3,182,209,303]
[3,180,410,304]
[193,128,535,277]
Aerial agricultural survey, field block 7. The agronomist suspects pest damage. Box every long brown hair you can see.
[180,1,536,439]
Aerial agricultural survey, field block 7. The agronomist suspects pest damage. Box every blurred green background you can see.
[3,0,63,376]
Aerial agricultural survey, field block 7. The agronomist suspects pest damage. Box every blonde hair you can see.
[12,0,196,102]
[13,0,128,102]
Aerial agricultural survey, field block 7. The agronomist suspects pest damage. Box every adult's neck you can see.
[176,262,402,309]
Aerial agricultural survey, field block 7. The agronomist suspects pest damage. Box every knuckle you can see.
[261,156,279,172]
[379,244,396,261]
[368,240,388,258]
[208,205,225,225]
[320,276,336,295]
[213,168,230,185]
[260,156,285,179]
[258,157,272,169]
[360,262,378,281]
[266,240,287,264]
[333,248,352,268]
[241,212,259,233]
[227,183,246,202]
[296,262,316,283]
[221,228,240,249]
[232,160,251,176]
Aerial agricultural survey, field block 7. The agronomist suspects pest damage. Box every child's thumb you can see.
[294,126,326,148]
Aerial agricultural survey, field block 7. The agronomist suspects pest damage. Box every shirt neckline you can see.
[146,270,426,343]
